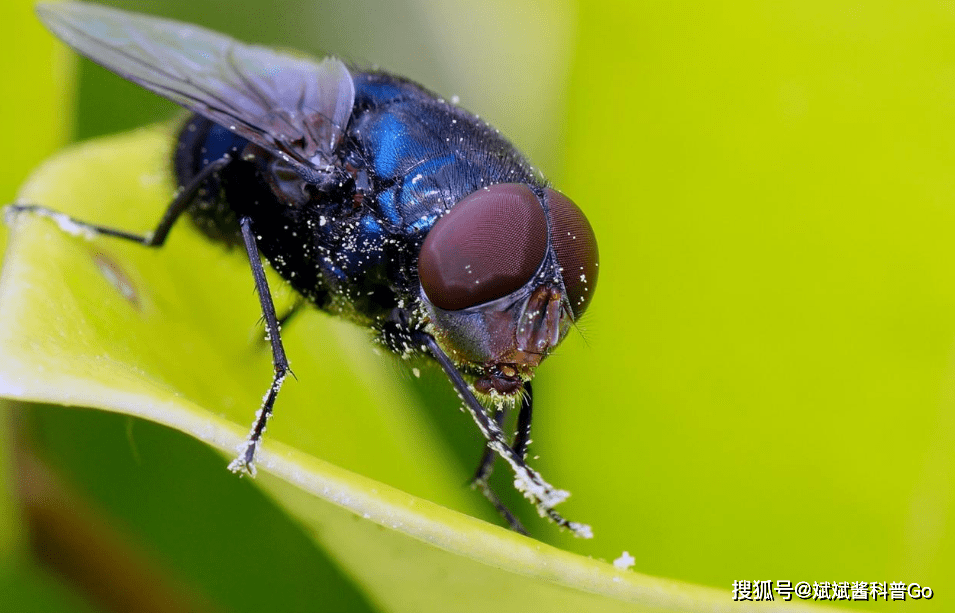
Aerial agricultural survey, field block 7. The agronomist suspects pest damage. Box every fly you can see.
[7,2,599,537]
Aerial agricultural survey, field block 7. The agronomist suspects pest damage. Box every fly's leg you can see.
[6,155,287,475]
[470,406,507,484]
[228,216,292,476]
[4,156,230,247]
[471,476,527,535]
[408,328,592,538]
[468,403,528,534]
[471,381,533,485]
[512,381,533,460]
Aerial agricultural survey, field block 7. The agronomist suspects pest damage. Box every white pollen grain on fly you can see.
[488,439,568,509]
[412,367,421,378]
[571,523,594,539]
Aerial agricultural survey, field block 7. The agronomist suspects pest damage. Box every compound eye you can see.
[545,188,598,319]
[419,183,547,310]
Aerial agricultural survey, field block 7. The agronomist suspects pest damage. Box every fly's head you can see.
[416,183,598,397]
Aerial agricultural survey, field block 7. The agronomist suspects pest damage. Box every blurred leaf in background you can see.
[2,0,954,611]
[552,0,955,606]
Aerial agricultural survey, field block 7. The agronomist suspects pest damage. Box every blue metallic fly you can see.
[11,2,598,536]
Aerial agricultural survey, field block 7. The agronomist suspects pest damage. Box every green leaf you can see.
[0,127,827,613]
[0,556,103,613]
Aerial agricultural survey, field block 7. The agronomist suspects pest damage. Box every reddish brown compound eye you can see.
[419,184,547,310]
[545,188,598,319]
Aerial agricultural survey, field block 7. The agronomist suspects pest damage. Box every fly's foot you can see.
[227,441,259,477]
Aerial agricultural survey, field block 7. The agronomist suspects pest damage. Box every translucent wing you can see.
[37,2,355,169]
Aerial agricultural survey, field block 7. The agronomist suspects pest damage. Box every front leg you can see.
[421,332,590,537]
[468,402,528,534]
[381,310,591,537]
[471,381,533,485]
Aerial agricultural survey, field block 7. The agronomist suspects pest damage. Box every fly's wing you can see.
[37,2,355,170]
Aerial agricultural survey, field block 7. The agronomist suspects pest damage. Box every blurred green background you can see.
[2,0,954,610]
